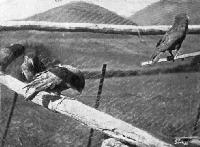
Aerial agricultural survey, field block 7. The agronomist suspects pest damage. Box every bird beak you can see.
[29,58,34,67]
[24,56,34,66]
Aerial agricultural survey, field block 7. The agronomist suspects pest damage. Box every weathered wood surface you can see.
[0,72,174,147]
[0,21,199,35]
[141,51,200,66]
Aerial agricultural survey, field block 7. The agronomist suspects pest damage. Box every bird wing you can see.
[34,56,46,73]
[156,31,184,52]
[25,70,62,92]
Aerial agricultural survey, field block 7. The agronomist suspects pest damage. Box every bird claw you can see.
[181,58,185,61]
[23,85,30,93]
[22,85,36,101]
[167,56,175,62]
[23,92,33,101]
[24,94,33,101]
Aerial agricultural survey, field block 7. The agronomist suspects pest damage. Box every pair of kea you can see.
[0,44,85,100]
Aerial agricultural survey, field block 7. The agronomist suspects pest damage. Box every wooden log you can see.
[141,51,200,66]
[0,72,174,147]
[0,21,199,35]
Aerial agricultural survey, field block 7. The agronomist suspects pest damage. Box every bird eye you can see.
[70,75,80,87]
[70,75,77,83]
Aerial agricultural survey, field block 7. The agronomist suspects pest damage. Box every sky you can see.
[0,0,159,21]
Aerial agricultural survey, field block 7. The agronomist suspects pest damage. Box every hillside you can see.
[129,0,200,25]
[25,1,136,25]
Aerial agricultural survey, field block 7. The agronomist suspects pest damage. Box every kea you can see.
[24,64,85,101]
[151,13,189,64]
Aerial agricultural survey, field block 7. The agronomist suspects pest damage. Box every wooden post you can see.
[141,51,200,66]
[0,72,174,147]
[1,93,18,147]
[87,64,107,147]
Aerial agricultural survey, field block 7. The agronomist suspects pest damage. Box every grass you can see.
[0,30,200,147]
[2,73,200,146]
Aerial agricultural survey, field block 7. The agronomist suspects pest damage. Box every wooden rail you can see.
[0,72,174,147]
[141,51,200,66]
[0,21,200,35]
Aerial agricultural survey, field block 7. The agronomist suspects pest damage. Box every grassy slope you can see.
[25,1,135,25]
[2,72,200,147]
[1,31,200,147]
[129,0,200,25]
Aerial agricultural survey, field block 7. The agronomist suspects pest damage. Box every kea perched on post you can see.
[151,13,189,64]
[24,64,85,101]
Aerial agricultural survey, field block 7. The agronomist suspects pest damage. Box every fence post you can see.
[1,93,18,147]
[87,64,107,147]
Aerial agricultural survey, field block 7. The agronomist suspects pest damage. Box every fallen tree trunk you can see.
[0,21,199,35]
[0,72,174,147]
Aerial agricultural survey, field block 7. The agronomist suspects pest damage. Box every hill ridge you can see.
[25,1,136,25]
[129,0,200,25]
